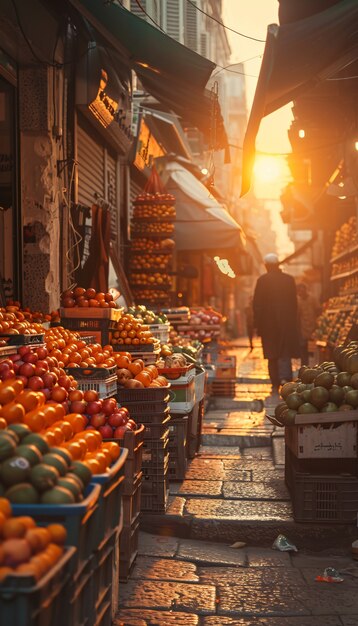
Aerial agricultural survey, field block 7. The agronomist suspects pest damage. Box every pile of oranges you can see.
[116,353,168,389]
[61,287,117,309]
[0,308,44,336]
[110,313,156,347]
[0,498,67,582]
[45,327,117,369]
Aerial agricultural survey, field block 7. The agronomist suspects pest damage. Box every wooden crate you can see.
[285,411,358,459]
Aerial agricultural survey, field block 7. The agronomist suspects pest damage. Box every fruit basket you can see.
[75,375,118,399]
[0,333,45,346]
[117,385,172,403]
[90,448,128,540]
[64,365,117,379]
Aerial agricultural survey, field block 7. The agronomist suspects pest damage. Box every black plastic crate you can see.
[168,454,187,481]
[65,365,117,379]
[119,514,140,582]
[142,453,169,478]
[285,445,358,489]
[123,403,171,419]
[143,416,171,440]
[141,476,169,512]
[117,386,171,403]
[122,473,142,525]
[289,467,358,524]
[142,433,169,464]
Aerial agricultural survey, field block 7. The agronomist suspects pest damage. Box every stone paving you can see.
[115,344,358,625]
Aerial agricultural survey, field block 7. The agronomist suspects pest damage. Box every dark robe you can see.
[253,268,300,359]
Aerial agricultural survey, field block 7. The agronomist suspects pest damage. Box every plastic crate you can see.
[90,448,128,540]
[61,317,117,346]
[149,323,170,343]
[141,486,169,513]
[119,514,140,582]
[121,424,145,494]
[170,376,195,414]
[168,416,188,480]
[157,363,195,382]
[143,415,171,440]
[142,452,169,478]
[76,375,118,399]
[121,401,171,418]
[122,473,142,525]
[113,341,160,353]
[0,344,17,357]
[194,367,207,402]
[289,466,358,523]
[117,385,171,404]
[215,355,237,379]
[284,444,357,489]
[142,433,169,464]
[64,365,117,379]
[12,483,101,579]
[88,527,120,626]
[60,307,123,320]
[212,379,236,397]
[0,546,76,626]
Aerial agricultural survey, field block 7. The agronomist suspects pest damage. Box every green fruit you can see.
[5,483,40,504]
[41,454,68,477]
[41,486,75,504]
[329,385,344,405]
[343,386,353,395]
[70,461,92,487]
[301,369,318,384]
[1,455,31,486]
[286,393,304,410]
[297,402,319,414]
[7,424,32,441]
[0,429,19,444]
[350,373,358,389]
[336,372,351,387]
[301,390,311,403]
[296,383,308,393]
[21,434,49,455]
[65,473,84,490]
[309,386,329,409]
[338,404,355,412]
[321,403,338,412]
[49,447,72,468]
[57,477,82,500]
[15,445,42,467]
[344,390,358,408]
[347,354,358,375]
[274,402,287,419]
[280,382,297,400]
[281,409,297,425]
[29,464,59,492]
[314,372,334,390]
[0,434,17,461]
[298,365,308,379]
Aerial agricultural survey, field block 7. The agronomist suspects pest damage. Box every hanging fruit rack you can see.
[129,166,176,306]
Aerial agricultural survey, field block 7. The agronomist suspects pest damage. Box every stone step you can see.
[210,397,264,411]
[201,432,272,447]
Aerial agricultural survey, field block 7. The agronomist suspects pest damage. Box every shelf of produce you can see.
[325,306,355,314]
[130,247,174,255]
[130,284,171,291]
[330,242,358,264]
[340,287,358,296]
[130,231,175,239]
[331,267,358,281]
[131,216,176,223]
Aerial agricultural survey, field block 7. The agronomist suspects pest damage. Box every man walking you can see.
[253,253,300,394]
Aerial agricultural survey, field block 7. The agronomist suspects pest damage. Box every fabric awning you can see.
[69,0,228,151]
[241,0,358,195]
[162,162,246,252]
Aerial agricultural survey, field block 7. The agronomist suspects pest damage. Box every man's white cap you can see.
[264,253,279,265]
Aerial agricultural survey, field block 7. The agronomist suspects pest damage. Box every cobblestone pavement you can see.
[115,344,358,625]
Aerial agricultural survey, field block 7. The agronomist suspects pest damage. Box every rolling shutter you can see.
[185,0,198,52]
[165,0,181,41]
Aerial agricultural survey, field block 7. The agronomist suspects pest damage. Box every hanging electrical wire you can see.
[185,0,266,43]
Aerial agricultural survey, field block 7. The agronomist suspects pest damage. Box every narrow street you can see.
[116,346,358,626]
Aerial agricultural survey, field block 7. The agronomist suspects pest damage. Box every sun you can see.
[253,155,284,183]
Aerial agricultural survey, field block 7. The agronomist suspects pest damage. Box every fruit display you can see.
[44,327,117,369]
[126,305,168,325]
[176,307,223,342]
[0,307,45,336]
[68,393,138,440]
[129,174,176,307]
[331,216,358,260]
[314,300,357,346]
[115,353,168,389]
[110,312,157,347]
[274,340,358,425]
[60,287,117,309]
[0,497,67,582]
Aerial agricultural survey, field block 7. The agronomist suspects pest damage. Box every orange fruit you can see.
[0,566,13,583]
[2,519,27,539]
[82,431,100,452]
[47,524,67,545]
[24,410,45,433]
[93,451,108,473]
[0,418,8,430]
[0,498,12,519]
[46,543,63,562]
[16,562,40,579]
[83,457,101,474]
[13,516,36,531]
[66,413,86,433]
[1,402,26,424]
[135,371,151,387]
[63,441,83,460]
[102,441,120,462]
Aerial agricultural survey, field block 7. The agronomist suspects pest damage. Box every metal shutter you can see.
[185,0,198,52]
[77,122,104,208]
[106,152,119,248]
[200,32,208,57]
[130,0,146,18]
[165,0,180,41]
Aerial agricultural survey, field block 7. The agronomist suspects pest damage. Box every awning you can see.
[241,0,358,195]
[69,0,228,151]
[143,109,192,160]
[162,162,246,252]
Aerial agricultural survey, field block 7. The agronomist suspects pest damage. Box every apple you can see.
[18,346,31,358]
[34,365,47,377]
[58,375,71,390]
[42,387,51,400]
[22,352,38,364]
[50,386,68,403]
[70,400,87,414]
[108,413,126,428]
[113,426,127,439]
[127,419,137,430]
[99,424,113,439]
[36,359,49,372]
[9,354,22,362]
[19,362,36,378]
[90,413,106,428]
[86,401,103,415]
[42,373,57,388]
[27,376,45,391]
[102,398,117,416]
[16,375,28,385]
[36,346,48,359]
[1,370,16,381]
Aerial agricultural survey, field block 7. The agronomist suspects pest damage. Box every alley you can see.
[115,346,358,626]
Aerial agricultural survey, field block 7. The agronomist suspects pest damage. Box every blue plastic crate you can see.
[12,484,101,578]
[0,546,76,626]
[90,448,128,541]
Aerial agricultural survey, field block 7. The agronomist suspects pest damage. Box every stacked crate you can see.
[117,425,145,583]
[211,354,237,397]
[60,307,122,345]
[117,386,171,513]
[64,365,118,400]
[284,411,358,523]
